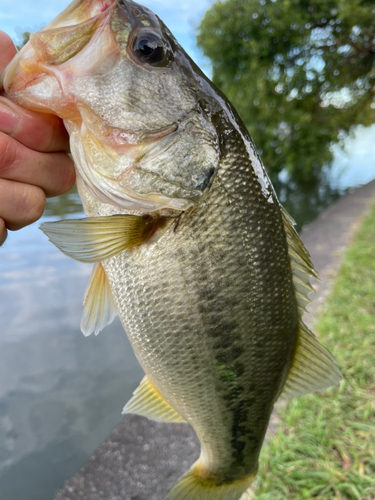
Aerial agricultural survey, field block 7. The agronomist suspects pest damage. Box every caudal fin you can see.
[164,461,256,500]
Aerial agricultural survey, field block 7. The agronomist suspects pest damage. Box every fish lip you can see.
[1,2,118,97]
[0,0,163,98]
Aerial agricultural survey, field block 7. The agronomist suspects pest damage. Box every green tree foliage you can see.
[197,0,375,184]
[16,31,31,50]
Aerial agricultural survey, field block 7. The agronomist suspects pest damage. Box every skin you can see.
[0,31,76,245]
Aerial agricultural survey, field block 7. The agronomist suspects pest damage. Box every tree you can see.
[196,0,375,185]
[16,31,31,50]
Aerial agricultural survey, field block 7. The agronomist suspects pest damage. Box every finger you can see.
[0,132,76,198]
[0,31,17,72]
[0,178,45,231]
[0,217,7,245]
[0,97,70,153]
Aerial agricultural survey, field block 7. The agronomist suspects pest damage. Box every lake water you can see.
[0,201,144,500]
[1,126,375,500]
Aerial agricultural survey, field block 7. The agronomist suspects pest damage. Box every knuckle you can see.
[30,114,67,153]
[19,185,46,224]
[46,154,75,197]
[62,157,76,190]
[0,133,17,176]
[48,117,62,150]
[30,116,54,152]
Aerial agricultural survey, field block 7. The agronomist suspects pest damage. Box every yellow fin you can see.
[80,263,117,337]
[280,206,318,314]
[40,215,155,263]
[122,376,185,423]
[280,322,342,399]
[165,461,257,500]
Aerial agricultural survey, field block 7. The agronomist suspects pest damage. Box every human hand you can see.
[0,31,75,245]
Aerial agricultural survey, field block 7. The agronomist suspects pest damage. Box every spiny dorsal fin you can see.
[123,376,185,423]
[280,206,318,314]
[40,215,155,263]
[80,262,117,337]
[280,322,342,399]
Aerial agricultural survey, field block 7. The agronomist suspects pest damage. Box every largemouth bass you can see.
[1,1,341,498]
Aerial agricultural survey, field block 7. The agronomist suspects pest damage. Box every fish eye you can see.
[132,32,168,66]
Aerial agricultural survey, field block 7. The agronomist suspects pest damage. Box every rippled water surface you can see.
[1,126,375,500]
[0,197,143,500]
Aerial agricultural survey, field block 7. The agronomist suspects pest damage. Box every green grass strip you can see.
[253,202,375,500]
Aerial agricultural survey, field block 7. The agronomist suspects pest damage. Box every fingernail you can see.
[0,101,19,134]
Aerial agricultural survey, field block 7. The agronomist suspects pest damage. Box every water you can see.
[0,127,375,500]
[277,125,375,230]
[0,196,144,500]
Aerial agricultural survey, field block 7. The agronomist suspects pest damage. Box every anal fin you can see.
[123,376,185,423]
[81,262,117,336]
[281,322,342,399]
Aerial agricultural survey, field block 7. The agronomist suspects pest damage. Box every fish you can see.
[0,1,342,498]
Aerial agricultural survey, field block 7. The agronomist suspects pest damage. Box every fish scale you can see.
[97,127,299,480]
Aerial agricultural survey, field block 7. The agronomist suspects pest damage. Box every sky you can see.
[0,0,213,72]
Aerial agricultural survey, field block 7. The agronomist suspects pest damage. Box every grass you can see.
[252,202,375,500]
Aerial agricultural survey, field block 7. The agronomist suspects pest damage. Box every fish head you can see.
[1,0,220,215]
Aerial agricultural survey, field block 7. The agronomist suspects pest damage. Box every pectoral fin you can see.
[123,376,185,423]
[280,322,342,399]
[40,215,155,263]
[81,262,117,337]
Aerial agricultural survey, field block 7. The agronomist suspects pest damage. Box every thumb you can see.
[0,31,17,74]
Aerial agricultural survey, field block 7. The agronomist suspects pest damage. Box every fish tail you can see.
[164,460,257,500]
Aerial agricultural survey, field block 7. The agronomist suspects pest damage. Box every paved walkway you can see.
[302,178,375,327]
[53,180,375,500]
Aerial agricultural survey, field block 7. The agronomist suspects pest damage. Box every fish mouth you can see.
[1,1,132,108]
[0,0,160,102]
[0,2,118,114]
[0,0,200,214]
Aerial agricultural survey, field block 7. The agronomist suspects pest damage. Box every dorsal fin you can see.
[280,322,342,399]
[280,206,317,314]
[279,205,341,398]
[123,376,185,423]
[80,262,117,336]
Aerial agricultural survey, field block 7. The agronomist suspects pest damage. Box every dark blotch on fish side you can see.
[191,167,215,191]
[229,399,248,466]
[212,333,236,350]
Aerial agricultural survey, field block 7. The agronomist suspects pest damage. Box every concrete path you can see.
[53,179,375,500]
[302,178,375,327]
